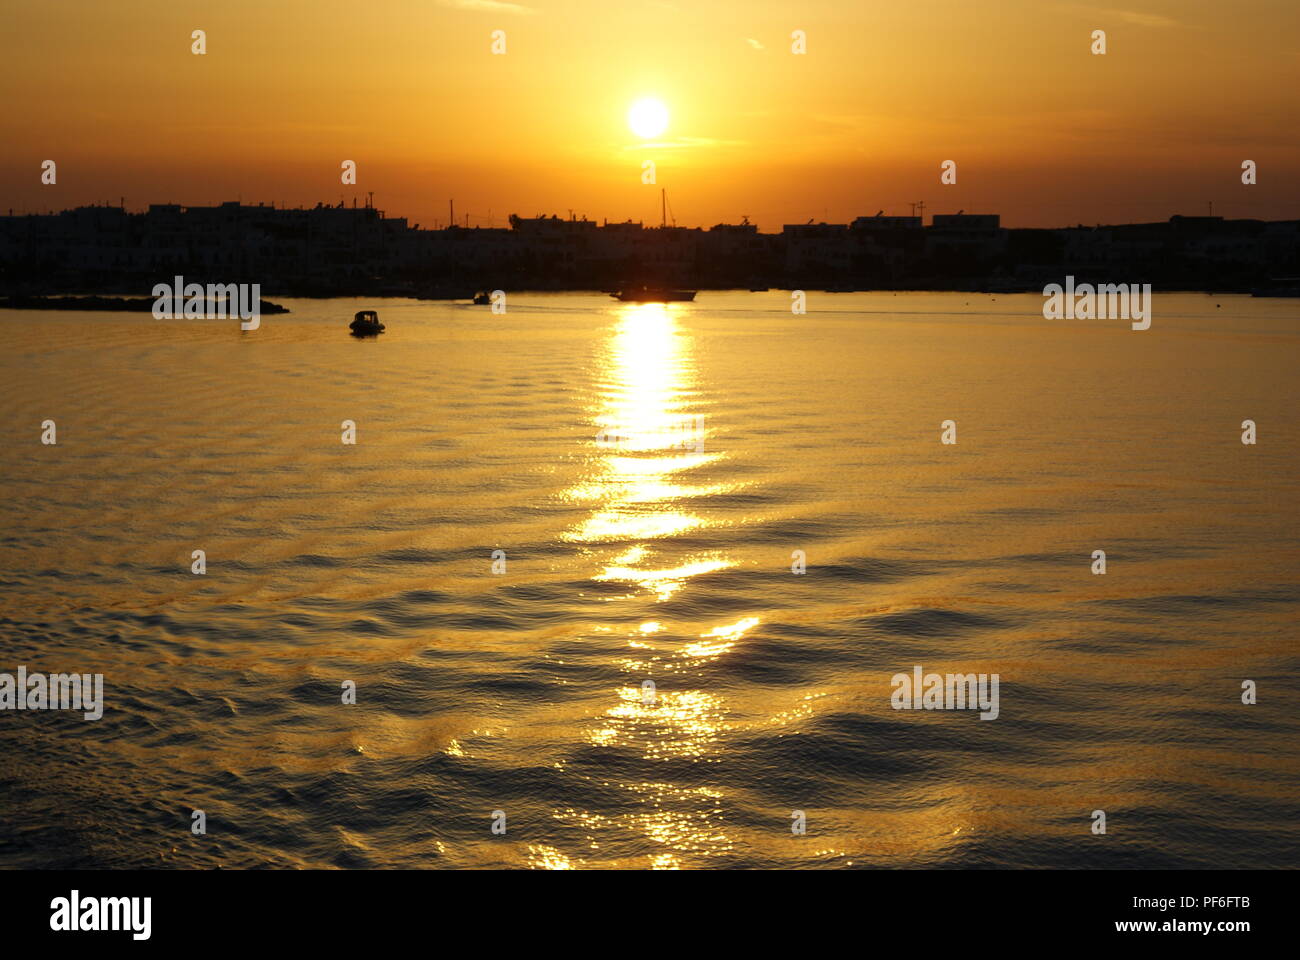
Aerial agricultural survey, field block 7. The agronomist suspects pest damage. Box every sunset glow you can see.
[3,0,1298,228]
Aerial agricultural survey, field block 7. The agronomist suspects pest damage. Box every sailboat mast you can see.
[661,188,666,229]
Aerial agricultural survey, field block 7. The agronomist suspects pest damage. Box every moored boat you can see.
[349,309,385,335]
[612,287,696,302]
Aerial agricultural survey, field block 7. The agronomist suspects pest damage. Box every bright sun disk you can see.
[628,97,669,139]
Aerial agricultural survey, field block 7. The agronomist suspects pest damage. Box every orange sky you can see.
[3,0,1299,228]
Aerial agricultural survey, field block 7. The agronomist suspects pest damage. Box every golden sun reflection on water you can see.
[563,303,754,865]
[568,303,731,594]
[683,616,761,659]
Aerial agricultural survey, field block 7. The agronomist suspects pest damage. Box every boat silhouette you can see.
[349,309,385,336]
[611,286,696,302]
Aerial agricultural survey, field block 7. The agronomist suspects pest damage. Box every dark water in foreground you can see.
[1,292,1297,869]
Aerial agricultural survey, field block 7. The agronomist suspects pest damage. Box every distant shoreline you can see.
[0,295,291,313]
[1,288,1296,311]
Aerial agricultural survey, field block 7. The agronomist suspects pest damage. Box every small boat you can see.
[472,291,492,305]
[612,287,696,303]
[349,309,385,336]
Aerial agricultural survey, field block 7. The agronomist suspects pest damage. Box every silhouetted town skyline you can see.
[3,199,1298,297]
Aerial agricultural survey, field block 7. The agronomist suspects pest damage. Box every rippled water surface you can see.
[1,292,1297,869]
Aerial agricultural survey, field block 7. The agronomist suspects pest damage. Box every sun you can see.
[628,97,669,139]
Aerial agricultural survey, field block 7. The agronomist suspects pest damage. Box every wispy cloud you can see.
[745,38,766,51]
[1109,8,1179,28]
[437,0,537,14]
[1063,4,1182,28]
[623,137,746,150]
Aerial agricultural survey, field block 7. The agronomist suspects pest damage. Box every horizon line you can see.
[4,200,1296,234]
